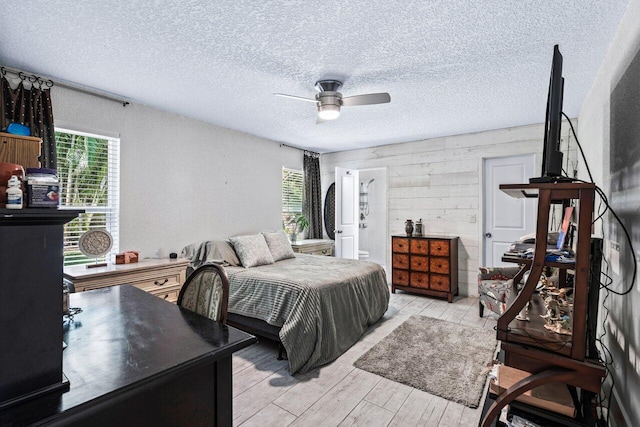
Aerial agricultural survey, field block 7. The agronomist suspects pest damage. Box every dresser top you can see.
[291,239,334,247]
[392,235,459,240]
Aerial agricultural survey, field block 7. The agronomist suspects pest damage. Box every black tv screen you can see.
[531,44,565,183]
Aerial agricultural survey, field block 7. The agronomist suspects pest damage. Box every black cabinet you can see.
[0,209,81,409]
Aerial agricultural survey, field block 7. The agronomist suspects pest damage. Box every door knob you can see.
[335,230,343,234]
[485,233,492,238]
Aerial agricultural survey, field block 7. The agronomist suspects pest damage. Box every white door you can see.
[335,167,359,259]
[483,154,536,266]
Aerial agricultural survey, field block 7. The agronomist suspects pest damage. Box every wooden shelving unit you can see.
[481,182,605,426]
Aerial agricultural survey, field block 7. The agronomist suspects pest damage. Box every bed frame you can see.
[226,313,286,360]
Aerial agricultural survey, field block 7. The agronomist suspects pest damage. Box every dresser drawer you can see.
[410,255,429,272]
[392,269,409,286]
[392,237,409,253]
[430,274,450,292]
[429,240,450,256]
[392,254,409,269]
[146,285,181,303]
[410,272,429,289]
[409,239,428,255]
[430,257,450,274]
[123,269,181,289]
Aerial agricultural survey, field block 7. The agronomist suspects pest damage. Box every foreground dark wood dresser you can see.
[0,285,256,426]
[391,235,459,302]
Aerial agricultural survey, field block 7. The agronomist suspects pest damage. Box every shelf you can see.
[501,255,576,270]
[501,293,573,357]
[499,182,596,198]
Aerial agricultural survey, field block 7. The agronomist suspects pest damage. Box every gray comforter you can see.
[224,254,389,373]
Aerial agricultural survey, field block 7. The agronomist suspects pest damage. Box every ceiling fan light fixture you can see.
[318,104,340,120]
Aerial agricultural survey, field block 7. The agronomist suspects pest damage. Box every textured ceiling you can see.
[0,1,630,153]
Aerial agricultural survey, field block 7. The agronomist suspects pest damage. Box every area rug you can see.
[354,315,497,408]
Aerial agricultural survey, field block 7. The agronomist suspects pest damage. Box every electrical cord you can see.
[562,112,595,183]
[558,114,636,296]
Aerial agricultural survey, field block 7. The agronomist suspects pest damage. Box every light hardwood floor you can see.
[231,290,498,427]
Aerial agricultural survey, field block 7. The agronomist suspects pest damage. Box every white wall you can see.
[321,122,578,296]
[52,86,302,258]
[578,0,640,424]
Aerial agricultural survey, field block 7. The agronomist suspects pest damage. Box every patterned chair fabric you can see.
[477,266,523,317]
[178,264,229,324]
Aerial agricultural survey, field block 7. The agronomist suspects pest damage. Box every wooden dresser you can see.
[291,239,334,256]
[391,235,459,302]
[63,258,189,303]
[0,132,42,168]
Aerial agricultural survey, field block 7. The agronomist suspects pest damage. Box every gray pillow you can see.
[262,230,296,262]
[181,240,241,267]
[229,233,274,268]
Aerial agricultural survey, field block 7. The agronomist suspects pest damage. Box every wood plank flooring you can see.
[232,291,498,427]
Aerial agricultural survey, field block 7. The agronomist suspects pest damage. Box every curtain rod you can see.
[280,143,304,151]
[1,65,130,107]
[279,143,319,156]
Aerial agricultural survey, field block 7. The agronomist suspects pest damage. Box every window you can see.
[282,168,303,234]
[56,128,120,266]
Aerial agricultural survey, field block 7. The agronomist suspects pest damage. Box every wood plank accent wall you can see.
[320,122,577,296]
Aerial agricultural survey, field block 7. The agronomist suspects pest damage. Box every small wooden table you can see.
[0,285,257,426]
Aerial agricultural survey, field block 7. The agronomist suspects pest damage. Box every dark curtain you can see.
[1,75,57,169]
[303,151,323,239]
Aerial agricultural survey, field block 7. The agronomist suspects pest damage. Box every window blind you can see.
[282,168,303,233]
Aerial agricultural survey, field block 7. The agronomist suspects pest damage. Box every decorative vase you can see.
[405,219,414,236]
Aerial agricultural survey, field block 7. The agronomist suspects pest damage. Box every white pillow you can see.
[262,230,296,262]
[229,233,274,268]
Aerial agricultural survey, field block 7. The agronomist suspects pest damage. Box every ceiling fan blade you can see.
[341,93,391,107]
[274,93,318,103]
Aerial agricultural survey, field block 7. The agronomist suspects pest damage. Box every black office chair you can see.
[177,264,229,324]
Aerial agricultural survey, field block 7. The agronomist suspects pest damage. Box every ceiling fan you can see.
[274,80,391,122]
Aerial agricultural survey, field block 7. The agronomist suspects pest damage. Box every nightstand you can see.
[291,239,334,256]
[63,258,189,303]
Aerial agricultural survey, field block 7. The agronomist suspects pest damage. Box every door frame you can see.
[480,153,537,266]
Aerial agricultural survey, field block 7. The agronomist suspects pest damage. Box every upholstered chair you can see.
[177,264,229,324]
[477,266,523,318]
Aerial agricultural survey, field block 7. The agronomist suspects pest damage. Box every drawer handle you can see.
[438,281,442,285]
[154,278,169,286]
[437,246,442,250]
[164,294,170,299]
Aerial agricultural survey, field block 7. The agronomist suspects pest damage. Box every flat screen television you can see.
[530,45,566,183]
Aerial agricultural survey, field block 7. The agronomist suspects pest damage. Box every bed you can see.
[182,235,389,374]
